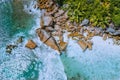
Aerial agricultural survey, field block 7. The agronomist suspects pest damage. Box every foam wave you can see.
[0,0,67,80]
[61,36,120,80]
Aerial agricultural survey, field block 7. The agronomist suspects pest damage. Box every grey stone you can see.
[80,19,89,26]
[113,30,120,36]
[106,27,115,33]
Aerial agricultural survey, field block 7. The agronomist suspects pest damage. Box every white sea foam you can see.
[0,0,67,80]
[62,36,120,80]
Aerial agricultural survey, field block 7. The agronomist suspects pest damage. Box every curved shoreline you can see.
[35,0,120,54]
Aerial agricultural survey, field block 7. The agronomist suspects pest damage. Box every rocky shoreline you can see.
[27,0,120,53]
[6,0,120,54]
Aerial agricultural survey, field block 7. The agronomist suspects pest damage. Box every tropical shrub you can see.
[55,0,120,28]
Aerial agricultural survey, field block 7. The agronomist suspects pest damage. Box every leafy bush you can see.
[56,0,120,28]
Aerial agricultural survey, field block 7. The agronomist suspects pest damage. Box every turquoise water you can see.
[0,0,66,80]
[61,38,120,80]
[0,0,35,47]
[0,0,120,80]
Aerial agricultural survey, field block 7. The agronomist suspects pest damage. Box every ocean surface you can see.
[0,0,120,80]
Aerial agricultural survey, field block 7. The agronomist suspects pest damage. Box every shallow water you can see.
[61,37,120,80]
[0,0,120,80]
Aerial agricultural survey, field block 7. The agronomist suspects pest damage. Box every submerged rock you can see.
[25,40,37,49]
[6,49,12,54]
[16,36,23,44]
[6,44,17,54]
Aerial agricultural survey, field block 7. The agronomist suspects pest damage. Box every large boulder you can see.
[36,28,59,51]
[43,16,53,26]
[25,40,37,49]
[78,40,87,51]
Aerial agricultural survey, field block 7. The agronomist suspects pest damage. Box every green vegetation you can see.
[56,0,120,28]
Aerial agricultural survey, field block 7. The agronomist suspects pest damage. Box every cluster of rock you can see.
[35,0,120,53]
[6,36,23,54]
[35,0,69,53]
[36,0,94,52]
[23,0,120,54]
[6,0,120,54]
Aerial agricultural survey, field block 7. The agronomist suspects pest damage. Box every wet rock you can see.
[6,44,17,54]
[80,19,89,26]
[68,32,80,38]
[59,41,67,51]
[36,28,59,51]
[85,36,92,41]
[103,34,108,40]
[86,41,93,50]
[106,27,115,33]
[6,45,17,50]
[107,34,112,38]
[113,36,120,41]
[78,40,87,51]
[25,40,37,49]
[6,49,12,54]
[79,34,84,39]
[113,30,120,36]
[16,36,23,43]
[40,16,44,29]
[86,32,94,40]
[89,32,95,37]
